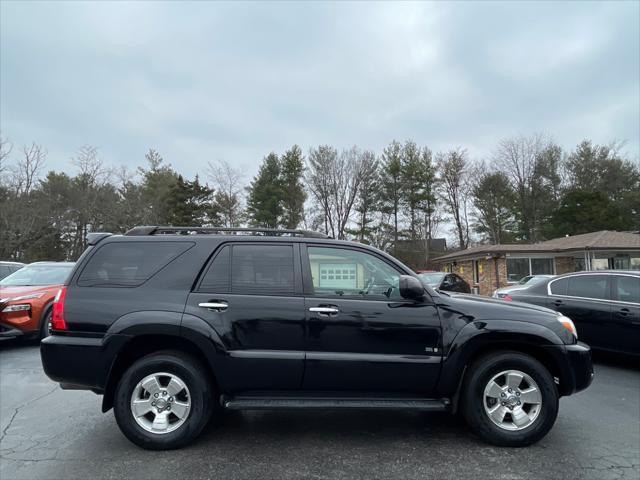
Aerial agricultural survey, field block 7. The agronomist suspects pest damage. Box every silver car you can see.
[492,274,555,299]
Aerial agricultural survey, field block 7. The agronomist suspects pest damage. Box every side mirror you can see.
[399,275,425,300]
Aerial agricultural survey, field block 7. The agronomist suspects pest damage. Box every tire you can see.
[39,309,52,340]
[461,351,558,447]
[113,351,213,450]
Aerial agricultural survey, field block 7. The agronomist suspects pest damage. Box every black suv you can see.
[41,226,593,450]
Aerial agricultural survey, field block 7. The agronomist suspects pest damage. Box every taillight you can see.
[51,287,67,330]
[503,294,513,301]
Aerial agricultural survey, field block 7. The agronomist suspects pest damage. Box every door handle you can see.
[199,302,229,311]
[309,306,339,315]
[618,308,630,317]
[553,299,563,306]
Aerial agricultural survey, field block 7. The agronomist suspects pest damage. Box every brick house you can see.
[432,230,640,296]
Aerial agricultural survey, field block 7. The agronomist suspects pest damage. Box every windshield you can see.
[525,276,551,286]
[0,264,74,286]
[517,275,534,285]
[418,272,445,286]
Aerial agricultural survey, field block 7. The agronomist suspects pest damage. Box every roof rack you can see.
[124,226,330,239]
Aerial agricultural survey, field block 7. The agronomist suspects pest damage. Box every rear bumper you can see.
[40,334,129,391]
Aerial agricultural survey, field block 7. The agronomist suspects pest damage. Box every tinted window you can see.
[78,242,192,287]
[549,278,568,296]
[567,275,609,300]
[614,276,639,304]
[199,246,230,293]
[231,245,294,295]
[307,246,402,299]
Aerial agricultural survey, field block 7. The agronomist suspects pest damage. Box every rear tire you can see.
[39,310,52,340]
[461,351,558,447]
[113,351,213,450]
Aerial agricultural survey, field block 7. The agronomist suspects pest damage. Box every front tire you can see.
[113,351,213,450]
[461,351,558,447]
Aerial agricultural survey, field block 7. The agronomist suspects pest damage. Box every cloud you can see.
[1,1,638,180]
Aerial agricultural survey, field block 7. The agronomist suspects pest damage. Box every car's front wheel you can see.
[461,351,558,447]
[113,351,213,450]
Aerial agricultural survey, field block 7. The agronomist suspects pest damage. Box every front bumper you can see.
[564,342,594,394]
[0,323,26,339]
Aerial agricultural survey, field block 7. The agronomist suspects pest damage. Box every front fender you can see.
[436,319,565,395]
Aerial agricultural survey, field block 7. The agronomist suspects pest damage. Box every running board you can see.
[222,396,450,411]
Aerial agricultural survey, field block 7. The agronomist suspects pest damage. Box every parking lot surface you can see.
[1,341,638,480]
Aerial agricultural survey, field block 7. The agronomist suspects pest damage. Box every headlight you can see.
[558,314,578,339]
[2,304,31,313]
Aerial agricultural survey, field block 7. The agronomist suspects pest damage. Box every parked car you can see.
[506,271,639,356]
[418,271,471,293]
[493,275,555,299]
[0,261,25,280]
[0,262,75,340]
[41,226,592,450]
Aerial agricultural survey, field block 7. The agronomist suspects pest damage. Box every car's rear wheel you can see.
[461,351,558,447]
[113,351,213,450]
[39,310,52,340]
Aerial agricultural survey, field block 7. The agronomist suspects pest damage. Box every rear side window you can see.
[567,275,609,300]
[614,276,639,304]
[549,278,568,296]
[199,246,230,293]
[199,244,295,295]
[78,242,193,287]
[231,244,294,295]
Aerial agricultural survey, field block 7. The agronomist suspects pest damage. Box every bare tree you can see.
[494,134,561,242]
[306,145,338,236]
[0,135,12,179]
[437,148,472,249]
[11,143,46,195]
[206,159,244,227]
[306,145,369,239]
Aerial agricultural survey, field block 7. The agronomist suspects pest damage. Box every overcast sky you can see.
[1,1,638,180]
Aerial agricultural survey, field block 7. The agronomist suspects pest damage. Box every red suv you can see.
[0,262,74,340]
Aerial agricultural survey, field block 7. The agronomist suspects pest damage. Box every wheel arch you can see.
[439,321,571,403]
[101,333,221,413]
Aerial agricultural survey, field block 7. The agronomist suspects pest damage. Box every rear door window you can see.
[613,275,640,304]
[231,244,295,295]
[199,246,230,293]
[566,275,609,300]
[78,242,193,287]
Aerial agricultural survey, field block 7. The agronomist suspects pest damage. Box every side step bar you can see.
[222,396,450,411]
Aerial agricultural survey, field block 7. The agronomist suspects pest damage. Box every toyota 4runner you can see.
[40,226,593,450]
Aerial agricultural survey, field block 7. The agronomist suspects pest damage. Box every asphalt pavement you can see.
[1,341,638,480]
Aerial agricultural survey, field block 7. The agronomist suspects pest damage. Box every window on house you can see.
[507,257,555,283]
[506,258,529,283]
[531,258,554,275]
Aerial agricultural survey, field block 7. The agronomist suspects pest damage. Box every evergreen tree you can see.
[472,170,516,244]
[246,153,283,228]
[166,175,213,226]
[138,149,180,225]
[380,140,403,253]
[279,145,306,229]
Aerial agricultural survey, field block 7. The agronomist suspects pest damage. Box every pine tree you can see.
[279,145,306,229]
[380,140,403,253]
[246,153,283,228]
